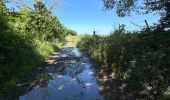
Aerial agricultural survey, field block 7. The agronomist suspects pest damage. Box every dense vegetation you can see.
[77,25,170,99]
[0,0,169,99]
[66,28,77,36]
[0,0,68,95]
[77,0,170,99]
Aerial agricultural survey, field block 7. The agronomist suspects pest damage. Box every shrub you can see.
[77,29,170,99]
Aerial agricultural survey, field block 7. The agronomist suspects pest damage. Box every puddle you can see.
[17,47,104,100]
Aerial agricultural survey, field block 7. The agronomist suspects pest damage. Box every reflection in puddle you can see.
[18,47,104,100]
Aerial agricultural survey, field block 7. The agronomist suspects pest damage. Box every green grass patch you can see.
[0,37,62,96]
[65,35,81,46]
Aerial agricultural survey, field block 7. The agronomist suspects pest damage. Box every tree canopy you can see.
[102,0,170,29]
[0,0,67,95]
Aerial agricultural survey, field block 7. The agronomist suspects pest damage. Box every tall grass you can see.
[0,33,62,95]
[65,35,81,46]
[77,29,170,99]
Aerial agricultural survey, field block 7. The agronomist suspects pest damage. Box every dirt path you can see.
[11,46,103,100]
[10,46,134,100]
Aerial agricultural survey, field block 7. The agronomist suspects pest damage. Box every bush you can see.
[0,0,65,95]
[77,28,170,99]
[66,29,77,36]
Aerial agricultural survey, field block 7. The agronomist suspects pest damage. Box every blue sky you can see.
[54,0,160,34]
[7,0,161,35]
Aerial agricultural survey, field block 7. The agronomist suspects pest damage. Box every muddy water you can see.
[18,47,104,100]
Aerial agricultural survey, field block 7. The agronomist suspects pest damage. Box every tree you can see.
[0,0,8,31]
[66,29,77,36]
[102,0,170,29]
[14,1,66,41]
[0,0,67,95]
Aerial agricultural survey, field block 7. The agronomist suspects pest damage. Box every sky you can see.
[6,0,161,35]
[53,0,160,35]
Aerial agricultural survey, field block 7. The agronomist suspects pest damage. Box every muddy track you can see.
[6,46,134,100]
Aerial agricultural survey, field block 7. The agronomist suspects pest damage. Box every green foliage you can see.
[128,31,170,98]
[103,0,135,17]
[162,86,170,100]
[102,0,168,16]
[0,0,66,96]
[66,29,77,36]
[12,1,66,41]
[77,27,170,99]
[102,0,170,29]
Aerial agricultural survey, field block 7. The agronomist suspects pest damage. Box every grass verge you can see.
[0,38,62,96]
